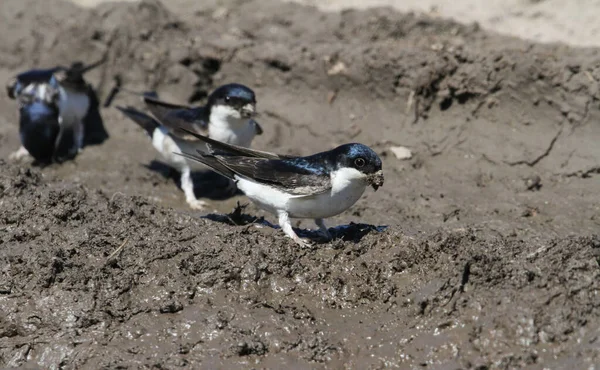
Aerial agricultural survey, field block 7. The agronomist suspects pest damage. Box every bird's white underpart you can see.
[208,104,256,147]
[150,127,211,209]
[236,167,369,246]
[149,104,257,209]
[57,86,89,154]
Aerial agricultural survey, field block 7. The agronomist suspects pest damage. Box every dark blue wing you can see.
[143,96,209,137]
[8,67,61,100]
[116,105,160,137]
[19,101,60,162]
[15,67,61,85]
[176,127,291,159]
[216,156,332,195]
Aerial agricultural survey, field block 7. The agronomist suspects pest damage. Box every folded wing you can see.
[143,96,209,139]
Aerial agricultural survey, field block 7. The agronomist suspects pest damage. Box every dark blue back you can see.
[19,102,60,162]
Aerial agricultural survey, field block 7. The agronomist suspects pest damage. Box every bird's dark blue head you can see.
[52,67,86,92]
[207,83,257,118]
[53,59,105,93]
[331,143,384,190]
[19,102,60,163]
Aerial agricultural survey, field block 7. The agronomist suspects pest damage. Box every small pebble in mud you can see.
[159,301,183,314]
[389,146,413,160]
[524,175,542,191]
[327,90,337,104]
[327,61,347,75]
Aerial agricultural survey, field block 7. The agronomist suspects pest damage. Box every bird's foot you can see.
[280,212,315,248]
[314,218,332,241]
[187,198,209,210]
[8,146,31,161]
[291,235,315,248]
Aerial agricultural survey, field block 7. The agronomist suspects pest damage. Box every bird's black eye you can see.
[354,158,366,167]
[225,96,231,102]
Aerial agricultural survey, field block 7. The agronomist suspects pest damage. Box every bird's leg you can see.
[180,167,208,210]
[75,120,85,153]
[314,218,332,240]
[55,117,78,160]
[278,211,313,248]
[8,146,31,161]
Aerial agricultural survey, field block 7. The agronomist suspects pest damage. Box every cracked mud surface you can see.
[1,0,599,368]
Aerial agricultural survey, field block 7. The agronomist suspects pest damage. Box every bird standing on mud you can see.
[116,83,263,210]
[6,59,108,163]
[176,132,384,247]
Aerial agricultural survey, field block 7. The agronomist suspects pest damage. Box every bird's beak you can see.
[241,103,256,118]
[79,56,107,74]
[368,170,385,191]
[6,78,17,99]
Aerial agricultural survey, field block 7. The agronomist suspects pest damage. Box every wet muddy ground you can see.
[0,0,599,368]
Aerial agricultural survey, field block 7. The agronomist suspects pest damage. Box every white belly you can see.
[57,87,89,121]
[57,87,89,148]
[208,118,256,147]
[236,168,368,219]
[152,127,209,172]
[287,185,366,218]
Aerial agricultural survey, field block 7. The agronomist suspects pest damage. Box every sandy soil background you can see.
[1,0,599,369]
[73,0,600,47]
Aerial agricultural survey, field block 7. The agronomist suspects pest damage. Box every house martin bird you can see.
[116,83,263,210]
[176,132,385,247]
[6,58,108,163]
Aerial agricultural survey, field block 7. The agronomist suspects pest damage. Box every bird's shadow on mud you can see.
[83,87,110,147]
[203,202,388,244]
[144,160,241,200]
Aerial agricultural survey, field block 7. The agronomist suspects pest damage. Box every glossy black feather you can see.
[143,96,209,135]
[177,152,236,179]
[176,127,291,159]
[19,102,60,162]
[115,106,160,136]
[217,156,332,195]
[54,58,106,93]
[207,83,256,108]
[15,68,61,85]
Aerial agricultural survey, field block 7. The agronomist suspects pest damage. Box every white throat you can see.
[209,105,244,129]
[208,104,255,147]
[330,167,368,196]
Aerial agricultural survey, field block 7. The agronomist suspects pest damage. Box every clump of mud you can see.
[1,0,599,368]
